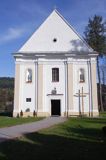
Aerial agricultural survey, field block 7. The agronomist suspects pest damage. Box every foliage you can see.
[97,84,106,111]
[0,77,14,113]
[0,77,14,89]
[33,110,37,117]
[20,110,23,117]
[84,15,106,111]
[0,88,14,112]
[84,15,106,54]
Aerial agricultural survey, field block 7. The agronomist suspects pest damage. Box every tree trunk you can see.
[97,56,104,111]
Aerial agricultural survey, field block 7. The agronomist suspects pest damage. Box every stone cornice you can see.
[13,51,98,59]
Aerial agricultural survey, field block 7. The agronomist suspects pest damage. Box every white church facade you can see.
[13,10,99,117]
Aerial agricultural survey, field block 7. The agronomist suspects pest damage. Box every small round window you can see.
[53,38,57,42]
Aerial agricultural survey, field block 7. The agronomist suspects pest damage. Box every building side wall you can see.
[13,57,99,117]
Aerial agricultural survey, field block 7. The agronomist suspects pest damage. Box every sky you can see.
[0,0,106,77]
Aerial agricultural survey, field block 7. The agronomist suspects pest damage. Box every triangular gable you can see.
[19,9,93,53]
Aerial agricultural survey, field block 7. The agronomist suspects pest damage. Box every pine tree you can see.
[84,15,106,111]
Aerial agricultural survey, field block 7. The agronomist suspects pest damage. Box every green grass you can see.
[0,117,106,160]
[100,111,106,118]
[0,116,43,128]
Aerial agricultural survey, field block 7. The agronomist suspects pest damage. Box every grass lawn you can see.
[0,117,106,160]
[0,116,44,128]
[100,111,106,118]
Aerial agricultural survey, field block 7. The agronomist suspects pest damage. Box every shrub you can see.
[20,110,23,117]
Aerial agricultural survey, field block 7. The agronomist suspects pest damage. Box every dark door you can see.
[51,100,60,116]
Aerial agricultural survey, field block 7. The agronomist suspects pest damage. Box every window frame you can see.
[52,68,59,82]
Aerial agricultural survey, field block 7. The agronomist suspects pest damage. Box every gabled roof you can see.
[19,9,93,53]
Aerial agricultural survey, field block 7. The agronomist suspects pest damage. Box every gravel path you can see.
[0,117,66,143]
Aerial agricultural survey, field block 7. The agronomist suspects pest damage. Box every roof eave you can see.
[13,50,98,59]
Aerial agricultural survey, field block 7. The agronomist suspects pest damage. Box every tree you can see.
[0,78,14,113]
[84,15,106,111]
[100,65,106,85]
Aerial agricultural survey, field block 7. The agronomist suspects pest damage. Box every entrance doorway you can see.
[51,100,61,116]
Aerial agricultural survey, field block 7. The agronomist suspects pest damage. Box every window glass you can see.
[52,68,59,82]
[26,98,31,102]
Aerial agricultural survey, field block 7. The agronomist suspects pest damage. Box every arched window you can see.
[79,68,85,82]
[52,68,59,82]
[26,69,32,83]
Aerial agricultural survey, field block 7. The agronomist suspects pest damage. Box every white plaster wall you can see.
[19,10,91,53]
[19,63,36,112]
[73,59,90,113]
[43,60,66,115]
[16,57,95,116]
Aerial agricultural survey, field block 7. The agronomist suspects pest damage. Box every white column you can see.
[35,60,38,113]
[64,61,68,116]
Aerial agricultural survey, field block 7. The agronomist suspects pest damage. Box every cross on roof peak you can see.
[53,5,57,10]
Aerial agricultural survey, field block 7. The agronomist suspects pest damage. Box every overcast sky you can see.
[0,0,106,77]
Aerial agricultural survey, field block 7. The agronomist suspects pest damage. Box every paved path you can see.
[0,117,66,143]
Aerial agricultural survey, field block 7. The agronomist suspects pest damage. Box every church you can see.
[13,9,99,117]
